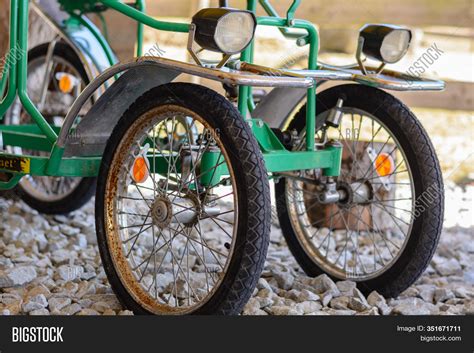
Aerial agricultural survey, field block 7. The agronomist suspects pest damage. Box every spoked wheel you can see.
[276,84,443,297]
[96,83,270,315]
[4,42,96,214]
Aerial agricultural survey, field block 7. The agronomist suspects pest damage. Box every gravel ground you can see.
[0,183,472,316]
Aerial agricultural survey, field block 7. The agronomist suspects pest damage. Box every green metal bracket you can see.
[250,119,286,153]
[258,0,304,39]
[199,152,225,187]
[286,0,301,26]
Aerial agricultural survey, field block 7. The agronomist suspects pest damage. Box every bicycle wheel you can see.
[276,84,444,297]
[96,83,271,314]
[4,42,96,214]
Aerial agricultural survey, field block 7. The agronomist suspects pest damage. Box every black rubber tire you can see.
[276,84,444,298]
[96,83,271,315]
[4,42,96,215]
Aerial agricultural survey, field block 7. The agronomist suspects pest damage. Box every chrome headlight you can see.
[192,8,257,55]
[359,24,412,64]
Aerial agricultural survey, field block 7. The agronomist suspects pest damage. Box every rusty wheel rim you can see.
[104,105,238,314]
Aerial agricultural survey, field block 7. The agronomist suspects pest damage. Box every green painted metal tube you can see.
[136,0,145,57]
[238,0,258,118]
[306,86,316,151]
[258,0,304,39]
[199,152,224,187]
[252,16,319,151]
[322,144,343,177]
[101,0,190,33]
[0,152,100,178]
[0,0,19,120]
[17,0,57,143]
[45,145,66,176]
[0,124,55,152]
[0,174,22,190]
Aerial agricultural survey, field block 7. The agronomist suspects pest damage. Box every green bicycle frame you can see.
[0,0,341,189]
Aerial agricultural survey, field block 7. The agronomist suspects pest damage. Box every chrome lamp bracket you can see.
[187,24,231,69]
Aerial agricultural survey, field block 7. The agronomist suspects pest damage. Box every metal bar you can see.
[306,86,316,151]
[0,0,19,120]
[286,0,301,24]
[57,57,313,149]
[17,0,58,143]
[38,37,58,111]
[237,0,258,119]
[258,0,305,39]
[289,68,446,91]
[0,174,23,190]
[0,124,56,152]
[250,119,286,152]
[239,62,446,92]
[142,147,341,176]
[263,149,338,173]
[251,15,319,151]
[135,0,145,56]
[100,0,190,33]
[0,152,100,177]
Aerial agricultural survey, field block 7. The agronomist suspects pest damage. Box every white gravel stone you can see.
[349,297,372,312]
[59,224,80,237]
[29,308,50,315]
[367,291,392,315]
[297,289,320,303]
[330,296,350,310]
[77,308,100,315]
[22,294,48,313]
[463,300,474,314]
[391,298,438,315]
[51,249,75,265]
[60,303,82,315]
[243,298,263,315]
[267,305,301,315]
[0,266,37,288]
[433,288,455,303]
[336,280,357,294]
[48,297,72,312]
[295,301,322,314]
[0,188,473,316]
[271,270,294,290]
[416,284,437,303]
[74,234,88,248]
[311,275,340,295]
[433,258,463,276]
[356,307,379,315]
[257,278,273,292]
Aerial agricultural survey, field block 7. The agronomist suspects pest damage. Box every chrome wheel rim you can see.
[105,105,238,314]
[286,108,415,281]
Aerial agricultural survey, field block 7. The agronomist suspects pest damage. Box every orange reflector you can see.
[374,153,395,177]
[58,74,73,93]
[132,156,149,184]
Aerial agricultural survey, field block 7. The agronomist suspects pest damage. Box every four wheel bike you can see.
[0,0,445,314]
